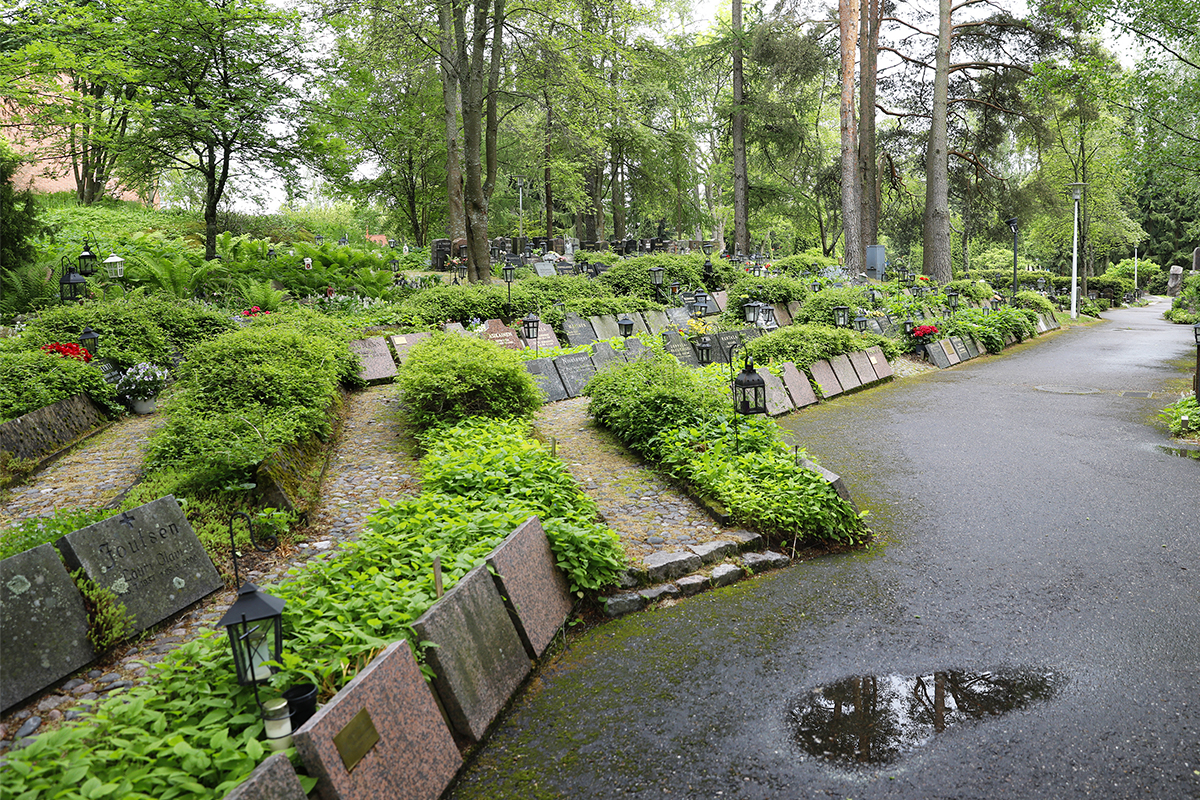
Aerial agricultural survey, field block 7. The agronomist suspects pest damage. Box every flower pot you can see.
[912,343,926,359]
[130,396,157,415]
[283,683,318,729]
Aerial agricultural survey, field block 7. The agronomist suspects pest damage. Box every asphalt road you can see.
[449,299,1199,800]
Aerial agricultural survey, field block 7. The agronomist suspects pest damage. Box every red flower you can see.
[41,342,92,362]
[912,325,939,340]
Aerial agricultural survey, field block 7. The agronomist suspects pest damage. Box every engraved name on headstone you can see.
[712,331,742,364]
[588,315,622,341]
[55,496,222,633]
[524,358,568,403]
[482,319,524,350]
[562,314,598,346]
[553,352,597,398]
[662,330,701,366]
[348,338,397,385]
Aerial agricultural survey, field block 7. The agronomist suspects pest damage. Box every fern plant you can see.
[0,261,58,319]
[236,277,286,311]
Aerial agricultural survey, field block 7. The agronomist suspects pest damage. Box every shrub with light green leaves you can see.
[0,348,121,421]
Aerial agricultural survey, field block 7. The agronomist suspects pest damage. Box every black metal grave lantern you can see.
[833,305,850,328]
[79,326,100,358]
[60,265,87,304]
[695,335,713,365]
[218,513,286,686]
[618,315,635,338]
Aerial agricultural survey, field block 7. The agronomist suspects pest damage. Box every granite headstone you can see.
[590,340,627,369]
[388,332,432,365]
[662,330,701,366]
[93,357,124,386]
[589,315,622,341]
[55,496,222,634]
[712,331,743,364]
[828,354,862,392]
[848,350,878,385]
[562,314,598,346]
[950,337,971,362]
[786,301,804,323]
[771,303,793,327]
[485,517,574,660]
[293,641,461,800]
[553,352,597,397]
[534,260,557,278]
[940,339,961,365]
[808,359,843,398]
[1,544,97,711]
[780,362,819,408]
[524,358,568,403]
[963,337,979,359]
[482,319,524,351]
[411,562,532,741]
[223,754,307,800]
[443,322,471,336]
[864,346,893,380]
[756,368,794,417]
[640,309,671,334]
[710,291,728,313]
[926,342,952,369]
[664,306,691,328]
[348,338,396,385]
[623,339,650,361]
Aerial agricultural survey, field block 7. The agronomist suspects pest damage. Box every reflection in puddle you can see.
[787,669,1063,768]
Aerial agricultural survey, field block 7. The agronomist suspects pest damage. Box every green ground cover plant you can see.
[936,307,1038,354]
[585,351,866,545]
[0,348,121,421]
[0,507,115,559]
[0,419,625,800]
[1159,393,1199,436]
[740,324,895,369]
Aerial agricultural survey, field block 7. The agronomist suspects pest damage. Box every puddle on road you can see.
[1158,445,1200,459]
[786,669,1063,769]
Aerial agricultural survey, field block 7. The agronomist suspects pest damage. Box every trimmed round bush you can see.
[396,334,541,432]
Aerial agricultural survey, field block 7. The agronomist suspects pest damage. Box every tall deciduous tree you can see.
[838,0,863,274]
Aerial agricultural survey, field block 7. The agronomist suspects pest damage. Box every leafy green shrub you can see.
[72,569,136,651]
[585,352,726,460]
[946,278,996,303]
[772,249,840,277]
[0,349,121,421]
[938,307,1037,354]
[146,319,354,490]
[789,285,871,326]
[19,299,173,367]
[657,417,865,544]
[595,254,705,299]
[1159,393,1199,436]
[1013,290,1055,315]
[742,324,869,369]
[396,334,541,433]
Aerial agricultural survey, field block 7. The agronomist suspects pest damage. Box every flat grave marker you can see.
[808,359,843,398]
[485,517,574,659]
[589,315,622,341]
[829,354,862,392]
[963,337,979,359]
[848,350,878,384]
[756,368,794,417]
[482,319,523,351]
[772,303,793,327]
[55,496,221,634]
[786,301,804,323]
[590,340,627,369]
[950,337,971,362]
[940,339,961,366]
[710,291,728,313]
[553,352,597,397]
[523,322,560,353]
[533,261,557,278]
[1,544,96,711]
[780,362,819,408]
[865,318,883,336]
[664,307,690,327]
[864,346,893,379]
[93,357,124,386]
[562,314,598,346]
[712,331,742,364]
[524,358,568,403]
[443,322,471,337]
[388,332,432,365]
[662,330,701,366]
[293,641,461,800]
[623,339,650,361]
[411,563,531,742]
[348,338,396,385]
[640,310,671,334]
[926,342,952,369]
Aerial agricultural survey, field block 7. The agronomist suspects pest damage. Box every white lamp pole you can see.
[1134,245,1138,299]
[1067,182,1087,319]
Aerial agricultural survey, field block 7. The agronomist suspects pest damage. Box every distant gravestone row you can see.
[1,496,222,711]
[919,312,1059,370]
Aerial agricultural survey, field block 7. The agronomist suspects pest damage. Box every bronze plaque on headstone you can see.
[333,708,381,773]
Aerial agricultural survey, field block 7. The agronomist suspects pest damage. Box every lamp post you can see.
[946,290,959,312]
[218,514,286,686]
[77,241,98,278]
[517,177,524,244]
[1006,217,1019,305]
[702,242,716,289]
[649,266,665,301]
[59,265,86,304]
[1067,183,1086,319]
[503,263,516,316]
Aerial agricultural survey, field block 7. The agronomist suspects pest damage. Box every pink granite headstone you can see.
[780,362,818,408]
[848,350,878,385]
[292,641,461,800]
[482,319,523,350]
[864,346,893,379]
[485,517,574,659]
[388,332,431,365]
[829,354,861,391]
[807,359,842,398]
[348,338,396,385]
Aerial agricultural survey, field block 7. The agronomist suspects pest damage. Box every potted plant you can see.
[116,363,170,414]
[910,324,939,358]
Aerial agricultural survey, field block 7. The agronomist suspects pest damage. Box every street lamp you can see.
[1066,183,1087,319]
[1005,216,1019,306]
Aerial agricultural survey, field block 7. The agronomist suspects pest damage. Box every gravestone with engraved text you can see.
[388,332,431,365]
[524,358,568,403]
[662,330,701,366]
[590,341,627,369]
[553,352,597,398]
[562,314,598,346]
[482,319,523,351]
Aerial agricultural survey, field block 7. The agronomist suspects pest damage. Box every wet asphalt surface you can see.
[449,299,1199,800]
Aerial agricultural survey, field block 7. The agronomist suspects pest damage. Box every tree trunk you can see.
[731,0,749,256]
[611,141,625,242]
[839,0,863,275]
[858,0,880,247]
[544,102,554,238]
[584,168,598,242]
[921,0,952,284]
[440,0,466,242]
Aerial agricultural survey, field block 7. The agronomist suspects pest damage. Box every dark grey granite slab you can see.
[55,496,221,634]
[553,352,597,397]
[951,337,971,362]
[828,354,862,392]
[848,350,878,384]
[411,563,531,741]
[388,332,432,365]
[865,318,883,336]
[712,331,742,364]
[879,317,898,337]
[963,337,979,359]
[664,307,691,327]
[348,338,396,385]
[562,314,597,346]
[443,322,471,336]
[1,544,96,711]
[293,641,461,800]
[808,359,842,398]
[926,341,952,368]
[662,331,700,366]
[589,315,622,341]
[590,340,627,369]
[780,362,818,408]
[756,368,794,417]
[738,327,762,341]
[623,339,651,361]
[524,358,568,403]
[93,357,124,385]
[486,517,573,660]
[640,310,671,334]
[864,346,893,379]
